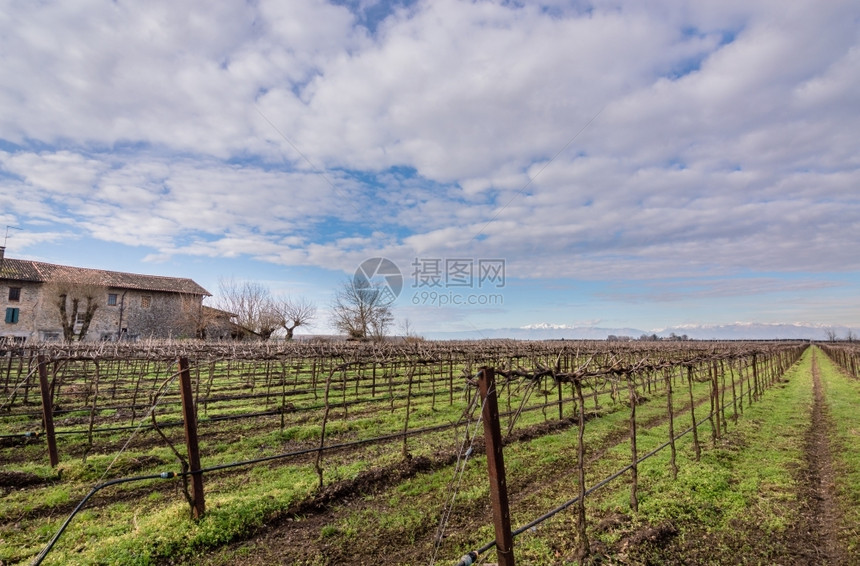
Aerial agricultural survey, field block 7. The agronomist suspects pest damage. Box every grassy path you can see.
[815,346,860,560]
[602,345,860,565]
[789,348,848,563]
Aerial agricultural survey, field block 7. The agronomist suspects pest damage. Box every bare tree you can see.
[171,294,221,339]
[48,283,102,342]
[331,279,394,340]
[824,327,839,342]
[401,318,424,343]
[215,278,280,340]
[274,297,316,340]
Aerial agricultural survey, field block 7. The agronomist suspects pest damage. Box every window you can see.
[5,307,19,324]
[8,287,21,301]
[107,293,118,306]
[75,312,87,324]
[141,295,151,308]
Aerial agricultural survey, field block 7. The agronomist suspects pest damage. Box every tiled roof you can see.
[0,257,210,296]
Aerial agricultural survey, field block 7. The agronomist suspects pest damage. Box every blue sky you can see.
[1,0,859,336]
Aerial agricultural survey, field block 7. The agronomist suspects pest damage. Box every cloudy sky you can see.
[1,0,859,336]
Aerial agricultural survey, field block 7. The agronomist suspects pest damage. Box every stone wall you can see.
[1,282,203,342]
[0,281,40,340]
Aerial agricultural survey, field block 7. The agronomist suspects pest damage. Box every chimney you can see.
[0,246,4,260]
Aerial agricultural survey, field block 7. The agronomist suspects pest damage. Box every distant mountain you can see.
[423,322,857,341]
[423,326,648,341]
[658,322,854,341]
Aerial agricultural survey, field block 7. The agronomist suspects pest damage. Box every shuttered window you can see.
[5,307,19,324]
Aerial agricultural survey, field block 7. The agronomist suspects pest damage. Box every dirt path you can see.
[788,350,847,564]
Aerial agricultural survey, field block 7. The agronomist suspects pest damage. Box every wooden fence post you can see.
[478,367,515,566]
[626,375,638,513]
[686,366,701,461]
[664,369,678,479]
[37,356,59,467]
[178,357,205,519]
[573,376,590,559]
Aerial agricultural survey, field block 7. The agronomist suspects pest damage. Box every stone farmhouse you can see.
[0,247,215,343]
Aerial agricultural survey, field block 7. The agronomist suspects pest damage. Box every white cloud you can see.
[0,0,858,327]
[2,151,103,196]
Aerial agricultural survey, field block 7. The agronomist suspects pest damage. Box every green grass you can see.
[563,348,812,563]
[30,465,319,565]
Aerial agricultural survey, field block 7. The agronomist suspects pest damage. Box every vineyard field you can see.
[1,340,858,565]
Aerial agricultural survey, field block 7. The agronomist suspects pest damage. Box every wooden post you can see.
[627,375,638,513]
[557,379,564,420]
[686,366,701,461]
[178,357,205,519]
[37,356,59,467]
[573,376,590,559]
[665,369,678,479]
[316,367,334,490]
[402,365,415,458]
[478,367,515,566]
[708,364,717,446]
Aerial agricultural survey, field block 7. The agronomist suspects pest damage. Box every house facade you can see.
[0,247,211,343]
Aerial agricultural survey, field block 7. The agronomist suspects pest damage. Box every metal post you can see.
[178,357,205,519]
[478,367,515,566]
[37,356,59,467]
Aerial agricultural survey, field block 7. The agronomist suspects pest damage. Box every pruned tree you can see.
[215,278,316,341]
[274,297,316,340]
[215,278,280,340]
[331,279,394,340]
[48,282,102,342]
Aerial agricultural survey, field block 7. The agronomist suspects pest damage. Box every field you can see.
[1,340,859,565]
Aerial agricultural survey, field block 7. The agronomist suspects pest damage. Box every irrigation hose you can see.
[30,471,176,566]
[454,550,479,566]
[0,431,39,439]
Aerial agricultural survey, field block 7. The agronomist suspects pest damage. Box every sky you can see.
[1,0,859,337]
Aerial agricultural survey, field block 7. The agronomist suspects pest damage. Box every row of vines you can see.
[0,339,808,564]
[819,341,860,377]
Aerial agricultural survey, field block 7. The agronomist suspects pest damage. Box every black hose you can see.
[30,471,176,566]
[454,550,479,566]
